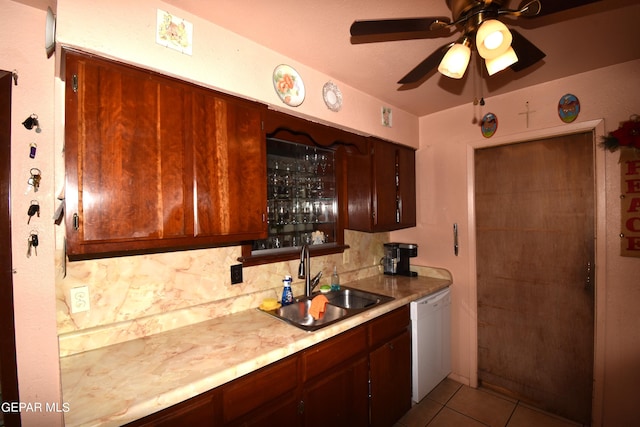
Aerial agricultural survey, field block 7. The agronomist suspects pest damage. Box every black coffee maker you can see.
[382,243,418,277]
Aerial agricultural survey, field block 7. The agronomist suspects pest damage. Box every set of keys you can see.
[27,168,41,193]
[23,111,42,258]
[27,200,40,224]
[27,231,39,257]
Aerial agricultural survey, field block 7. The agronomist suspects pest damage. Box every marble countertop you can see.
[60,271,452,426]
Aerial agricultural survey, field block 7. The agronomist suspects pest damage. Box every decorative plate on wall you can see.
[322,81,343,112]
[481,112,498,138]
[558,93,580,123]
[45,7,56,57]
[273,64,305,107]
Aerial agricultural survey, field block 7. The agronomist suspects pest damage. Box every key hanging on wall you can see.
[27,231,39,257]
[22,114,41,133]
[29,142,37,159]
[27,200,40,224]
[26,168,41,193]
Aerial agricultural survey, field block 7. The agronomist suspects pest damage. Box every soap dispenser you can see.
[281,275,293,305]
[330,266,340,291]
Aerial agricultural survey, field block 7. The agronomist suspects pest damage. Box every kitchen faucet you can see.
[298,244,322,297]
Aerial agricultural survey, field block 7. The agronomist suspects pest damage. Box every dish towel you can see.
[309,295,329,320]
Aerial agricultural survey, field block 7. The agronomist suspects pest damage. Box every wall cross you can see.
[518,101,536,128]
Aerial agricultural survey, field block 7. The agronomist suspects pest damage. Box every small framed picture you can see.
[481,112,498,138]
[382,107,392,127]
[156,9,193,55]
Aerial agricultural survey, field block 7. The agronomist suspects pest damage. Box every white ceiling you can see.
[152,1,638,116]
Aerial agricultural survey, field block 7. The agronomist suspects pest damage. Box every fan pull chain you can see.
[472,56,479,124]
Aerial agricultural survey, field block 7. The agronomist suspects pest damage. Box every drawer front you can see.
[369,305,410,348]
[302,326,368,382]
[222,355,298,423]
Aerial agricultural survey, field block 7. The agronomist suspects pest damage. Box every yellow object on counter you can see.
[259,298,281,311]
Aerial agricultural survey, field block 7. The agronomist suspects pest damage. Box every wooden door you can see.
[475,132,594,424]
[0,70,20,427]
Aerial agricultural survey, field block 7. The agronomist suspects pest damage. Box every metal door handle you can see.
[453,223,459,256]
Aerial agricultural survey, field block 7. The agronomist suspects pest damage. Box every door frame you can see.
[465,119,606,425]
[0,70,20,426]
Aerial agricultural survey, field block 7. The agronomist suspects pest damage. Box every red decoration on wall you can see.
[620,149,640,258]
[601,115,640,151]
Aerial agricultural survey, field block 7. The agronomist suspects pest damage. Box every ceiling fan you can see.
[350,0,601,85]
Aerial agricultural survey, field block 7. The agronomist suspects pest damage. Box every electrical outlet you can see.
[70,286,90,313]
[343,249,350,264]
[230,264,243,284]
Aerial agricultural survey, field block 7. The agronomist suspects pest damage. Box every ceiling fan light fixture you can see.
[476,19,512,59]
[485,46,518,75]
[438,41,471,79]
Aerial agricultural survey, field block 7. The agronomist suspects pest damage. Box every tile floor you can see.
[396,378,586,427]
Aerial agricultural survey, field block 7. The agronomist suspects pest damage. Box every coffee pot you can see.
[382,243,418,277]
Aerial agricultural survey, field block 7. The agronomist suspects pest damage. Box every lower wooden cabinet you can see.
[125,390,221,426]
[302,355,369,427]
[301,327,369,427]
[222,356,299,426]
[370,330,412,427]
[126,306,411,426]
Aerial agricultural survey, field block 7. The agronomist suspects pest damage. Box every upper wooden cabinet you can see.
[239,110,368,265]
[190,87,267,239]
[64,50,267,260]
[346,137,416,232]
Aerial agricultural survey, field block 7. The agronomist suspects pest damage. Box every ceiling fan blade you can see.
[350,17,451,37]
[509,30,546,72]
[518,0,601,17]
[398,43,453,85]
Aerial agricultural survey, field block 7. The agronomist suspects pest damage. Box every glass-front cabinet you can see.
[251,138,337,254]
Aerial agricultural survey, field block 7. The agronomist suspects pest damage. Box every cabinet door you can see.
[65,51,267,259]
[192,90,267,240]
[345,142,374,232]
[301,326,369,427]
[65,52,193,258]
[371,139,399,230]
[346,138,416,232]
[373,140,417,231]
[396,145,416,228]
[370,329,412,427]
[302,356,369,427]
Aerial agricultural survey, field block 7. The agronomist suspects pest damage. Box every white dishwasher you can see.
[410,286,451,403]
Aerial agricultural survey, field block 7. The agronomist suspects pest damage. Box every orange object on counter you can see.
[309,294,329,320]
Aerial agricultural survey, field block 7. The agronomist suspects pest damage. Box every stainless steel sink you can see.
[260,287,394,332]
[325,288,393,309]
[276,299,348,330]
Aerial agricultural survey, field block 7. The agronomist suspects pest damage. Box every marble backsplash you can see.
[56,230,391,356]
